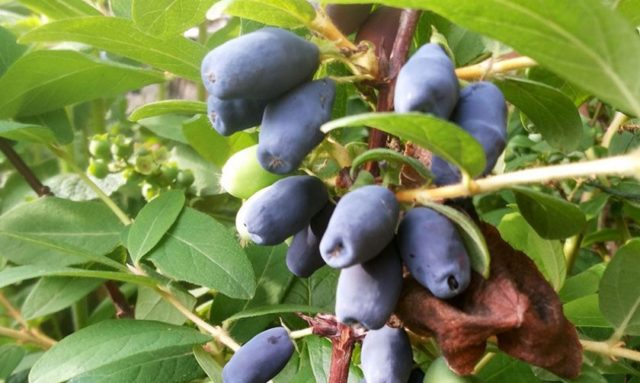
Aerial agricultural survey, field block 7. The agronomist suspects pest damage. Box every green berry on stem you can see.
[176,169,195,188]
[88,158,109,179]
[221,145,285,199]
[89,136,112,160]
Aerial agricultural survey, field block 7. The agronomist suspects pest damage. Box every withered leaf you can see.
[396,222,582,379]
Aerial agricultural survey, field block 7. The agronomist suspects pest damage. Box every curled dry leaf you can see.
[395,222,582,379]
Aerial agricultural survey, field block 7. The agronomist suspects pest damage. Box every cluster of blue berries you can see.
[201,12,507,383]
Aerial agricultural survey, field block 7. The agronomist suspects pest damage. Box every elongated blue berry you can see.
[395,43,459,118]
[335,243,403,329]
[222,327,294,383]
[320,185,399,268]
[237,176,328,245]
[431,81,507,185]
[201,28,319,100]
[397,207,471,299]
[361,326,413,383]
[207,96,267,136]
[258,78,336,174]
[286,203,334,277]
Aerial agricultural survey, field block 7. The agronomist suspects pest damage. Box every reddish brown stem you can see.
[0,138,52,197]
[329,324,358,383]
[365,9,422,175]
[105,281,134,318]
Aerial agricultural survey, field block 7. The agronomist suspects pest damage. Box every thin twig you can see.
[366,9,421,175]
[455,56,537,80]
[397,151,640,203]
[601,112,629,149]
[0,292,57,348]
[0,326,55,349]
[0,138,52,197]
[581,339,640,363]
[104,281,134,318]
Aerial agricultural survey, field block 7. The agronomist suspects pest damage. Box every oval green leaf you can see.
[322,112,486,177]
[0,265,157,289]
[149,208,256,299]
[513,186,587,240]
[420,201,491,278]
[20,17,205,81]
[498,212,566,291]
[496,78,583,152]
[0,50,164,119]
[29,320,210,383]
[129,100,207,122]
[223,0,316,28]
[132,0,217,36]
[128,190,185,263]
[350,148,433,181]
[0,120,56,144]
[599,239,640,336]
[22,277,102,320]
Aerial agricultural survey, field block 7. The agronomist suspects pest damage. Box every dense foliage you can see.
[1,0,640,382]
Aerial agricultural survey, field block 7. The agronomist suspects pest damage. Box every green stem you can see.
[49,145,132,225]
[71,298,89,331]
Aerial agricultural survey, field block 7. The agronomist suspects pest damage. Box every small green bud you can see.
[88,158,109,179]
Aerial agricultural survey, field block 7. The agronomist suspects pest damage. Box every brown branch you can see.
[0,138,52,197]
[104,281,134,318]
[365,9,421,175]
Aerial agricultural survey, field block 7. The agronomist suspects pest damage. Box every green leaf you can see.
[210,244,292,342]
[132,0,217,36]
[0,345,26,379]
[495,78,583,152]
[0,120,56,143]
[599,239,640,335]
[284,267,339,312]
[139,115,189,143]
[476,352,538,383]
[618,0,640,26]
[420,201,491,278]
[22,277,102,320]
[424,13,486,66]
[564,294,610,328]
[559,263,606,303]
[498,212,566,291]
[19,0,101,19]
[0,50,163,119]
[135,284,196,325]
[0,265,156,289]
[350,148,433,181]
[193,346,223,383]
[223,0,316,28]
[128,190,185,263]
[394,0,640,117]
[149,208,256,299]
[513,186,586,240]
[29,320,210,383]
[128,100,207,122]
[225,304,325,322]
[323,112,486,177]
[0,26,26,77]
[0,198,124,268]
[527,67,591,106]
[182,114,231,167]
[20,17,206,81]
[20,109,75,145]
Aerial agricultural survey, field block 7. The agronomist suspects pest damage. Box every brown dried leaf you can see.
[396,222,582,379]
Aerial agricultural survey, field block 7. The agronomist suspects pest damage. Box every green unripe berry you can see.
[424,357,480,383]
[161,164,179,182]
[89,137,112,160]
[141,182,159,201]
[221,145,285,199]
[88,158,109,179]
[111,138,133,159]
[134,154,157,175]
[176,169,195,188]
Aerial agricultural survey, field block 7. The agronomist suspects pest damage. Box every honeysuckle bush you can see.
[0,0,639,382]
